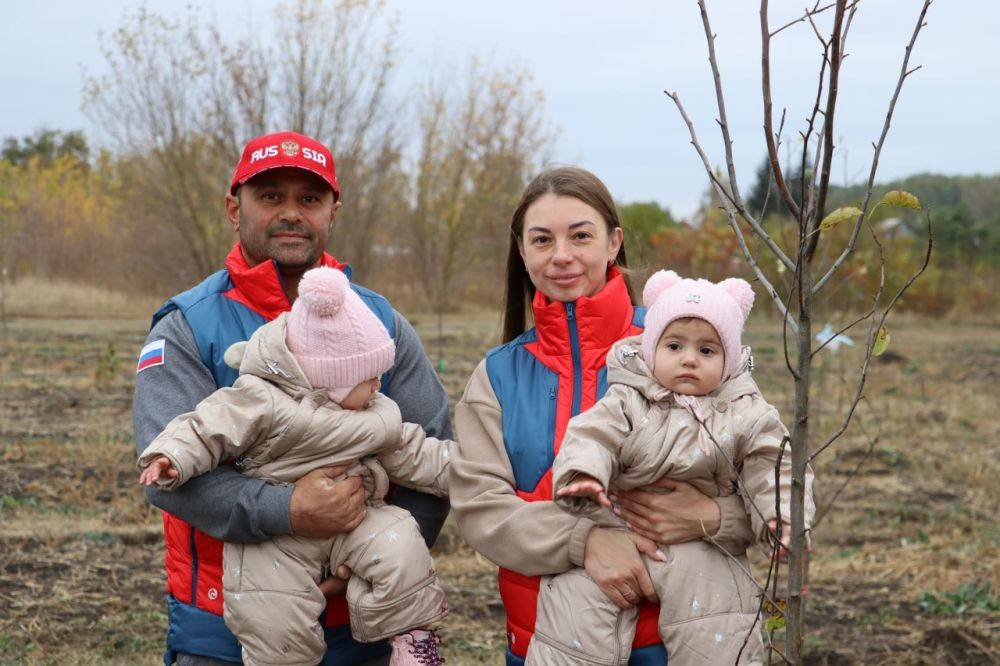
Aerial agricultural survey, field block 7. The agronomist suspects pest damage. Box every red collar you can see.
[224,242,346,321]
[531,268,636,358]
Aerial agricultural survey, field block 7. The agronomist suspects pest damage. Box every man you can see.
[133,131,451,665]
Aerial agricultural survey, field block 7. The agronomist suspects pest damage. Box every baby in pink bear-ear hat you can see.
[138,266,450,666]
[524,270,816,666]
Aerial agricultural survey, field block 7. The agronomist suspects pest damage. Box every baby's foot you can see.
[389,629,445,665]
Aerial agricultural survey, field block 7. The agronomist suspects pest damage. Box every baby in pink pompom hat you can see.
[137,266,450,666]
[530,270,816,666]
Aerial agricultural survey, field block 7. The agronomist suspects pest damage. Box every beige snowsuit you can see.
[138,313,451,666]
[526,335,815,666]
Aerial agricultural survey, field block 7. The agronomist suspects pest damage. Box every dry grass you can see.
[0,277,164,320]
[0,308,997,664]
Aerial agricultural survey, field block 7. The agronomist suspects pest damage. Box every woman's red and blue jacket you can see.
[483,270,667,665]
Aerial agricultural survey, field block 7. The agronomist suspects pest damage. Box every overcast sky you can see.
[3,1,996,217]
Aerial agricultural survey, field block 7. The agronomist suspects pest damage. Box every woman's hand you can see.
[582,527,665,609]
[610,478,721,545]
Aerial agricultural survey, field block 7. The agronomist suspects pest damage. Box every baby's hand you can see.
[140,456,179,486]
[767,519,812,596]
[557,474,611,508]
[767,519,796,562]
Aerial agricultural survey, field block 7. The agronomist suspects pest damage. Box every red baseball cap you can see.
[229,131,340,200]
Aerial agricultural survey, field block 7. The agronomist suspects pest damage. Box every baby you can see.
[138,266,449,666]
[527,270,815,666]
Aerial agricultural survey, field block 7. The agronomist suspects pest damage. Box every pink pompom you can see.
[297,266,348,317]
[642,270,683,308]
[719,278,755,319]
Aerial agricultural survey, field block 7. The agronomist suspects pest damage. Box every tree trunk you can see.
[787,260,813,663]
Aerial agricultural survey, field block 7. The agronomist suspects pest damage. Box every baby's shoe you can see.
[389,629,445,665]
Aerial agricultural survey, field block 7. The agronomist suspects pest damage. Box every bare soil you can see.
[0,313,996,664]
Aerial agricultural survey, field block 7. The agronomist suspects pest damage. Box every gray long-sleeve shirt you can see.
[133,307,452,544]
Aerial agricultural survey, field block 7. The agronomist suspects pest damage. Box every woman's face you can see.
[519,193,623,302]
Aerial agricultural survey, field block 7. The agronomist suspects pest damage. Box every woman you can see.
[451,166,755,665]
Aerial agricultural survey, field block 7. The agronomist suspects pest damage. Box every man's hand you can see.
[290,465,367,538]
[556,473,611,508]
[610,478,721,545]
[583,527,665,609]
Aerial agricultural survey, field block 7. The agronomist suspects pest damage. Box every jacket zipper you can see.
[566,302,583,416]
[189,525,199,605]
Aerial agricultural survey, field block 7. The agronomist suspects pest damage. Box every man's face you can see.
[225,167,341,269]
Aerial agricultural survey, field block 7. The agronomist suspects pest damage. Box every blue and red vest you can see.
[150,243,396,664]
[484,269,667,666]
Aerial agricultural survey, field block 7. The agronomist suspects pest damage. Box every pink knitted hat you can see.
[641,270,755,380]
[285,266,395,402]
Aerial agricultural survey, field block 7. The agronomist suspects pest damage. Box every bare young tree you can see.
[665,1,933,661]
[83,0,403,281]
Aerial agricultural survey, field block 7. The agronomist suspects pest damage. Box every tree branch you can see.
[805,9,831,51]
[738,439,787,664]
[696,0,743,206]
[684,3,797,271]
[801,42,830,228]
[813,0,933,293]
[839,0,860,56]
[761,0,803,221]
[666,90,799,333]
[769,0,841,38]
[810,309,871,358]
[810,215,932,461]
[806,0,846,259]
[665,89,795,271]
[811,398,880,529]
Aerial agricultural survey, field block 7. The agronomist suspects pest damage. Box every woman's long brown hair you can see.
[502,166,636,343]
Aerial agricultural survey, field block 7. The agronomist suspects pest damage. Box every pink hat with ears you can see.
[641,270,755,380]
[285,266,395,402]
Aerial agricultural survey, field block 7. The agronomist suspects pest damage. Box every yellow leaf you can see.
[820,206,862,232]
[873,326,890,356]
[765,615,786,633]
[880,190,921,211]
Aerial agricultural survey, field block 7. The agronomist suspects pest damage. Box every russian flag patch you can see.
[137,339,166,373]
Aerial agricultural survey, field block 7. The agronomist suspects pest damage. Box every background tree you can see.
[405,62,554,360]
[619,201,678,281]
[82,0,404,282]
[0,150,121,286]
[1,129,89,167]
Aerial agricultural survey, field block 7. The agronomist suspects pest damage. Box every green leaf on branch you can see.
[873,326,891,356]
[765,615,786,632]
[820,206,862,232]
[880,190,921,211]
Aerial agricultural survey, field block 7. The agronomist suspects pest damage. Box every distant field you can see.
[0,309,996,664]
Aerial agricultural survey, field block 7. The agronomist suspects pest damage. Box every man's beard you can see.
[266,223,322,268]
